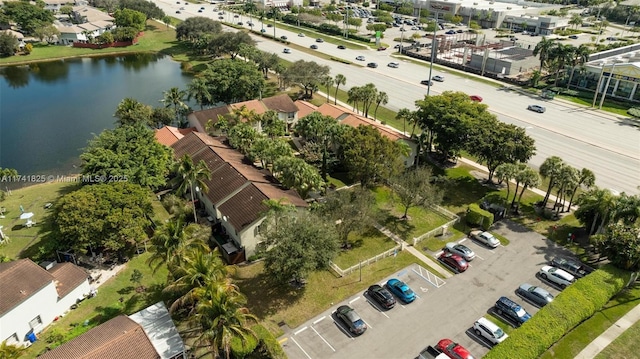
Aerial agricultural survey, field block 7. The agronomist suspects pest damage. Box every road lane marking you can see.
[290,337,313,359]
[313,316,326,325]
[349,296,361,304]
[311,326,336,351]
[294,326,308,335]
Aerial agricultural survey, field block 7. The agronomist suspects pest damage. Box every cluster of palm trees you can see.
[494,163,540,211]
[533,37,591,87]
[576,188,640,236]
[537,156,596,214]
[346,83,389,119]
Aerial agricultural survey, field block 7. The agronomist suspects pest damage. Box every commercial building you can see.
[579,44,640,102]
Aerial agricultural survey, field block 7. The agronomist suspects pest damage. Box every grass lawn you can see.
[595,318,640,359]
[233,251,419,331]
[540,283,640,359]
[332,227,397,268]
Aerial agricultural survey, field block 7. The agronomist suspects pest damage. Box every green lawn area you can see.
[540,283,640,359]
[332,227,397,268]
[595,317,640,359]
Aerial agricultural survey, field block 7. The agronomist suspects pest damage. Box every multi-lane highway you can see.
[154,0,640,194]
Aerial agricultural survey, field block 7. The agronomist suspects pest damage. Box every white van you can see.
[473,317,508,345]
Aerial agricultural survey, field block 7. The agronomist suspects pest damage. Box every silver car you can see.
[444,242,475,261]
[528,104,546,113]
[516,283,554,307]
[539,265,575,289]
[470,230,500,248]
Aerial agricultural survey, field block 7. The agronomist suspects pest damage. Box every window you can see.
[29,315,42,329]
[5,333,19,345]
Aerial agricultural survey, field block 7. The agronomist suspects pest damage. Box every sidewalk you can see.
[574,303,640,359]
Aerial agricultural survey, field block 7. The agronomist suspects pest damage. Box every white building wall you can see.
[0,283,59,345]
[55,280,91,315]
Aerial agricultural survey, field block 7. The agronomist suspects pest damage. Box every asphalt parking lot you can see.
[280,220,579,359]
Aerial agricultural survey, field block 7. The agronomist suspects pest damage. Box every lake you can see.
[0,53,192,178]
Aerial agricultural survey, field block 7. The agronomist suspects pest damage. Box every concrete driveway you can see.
[280,220,579,359]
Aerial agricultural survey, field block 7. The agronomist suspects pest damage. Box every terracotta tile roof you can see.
[230,99,267,116]
[317,102,352,120]
[38,316,159,359]
[0,259,54,316]
[340,114,409,141]
[261,94,298,113]
[189,106,231,131]
[294,100,318,119]
[154,126,195,147]
[48,262,89,299]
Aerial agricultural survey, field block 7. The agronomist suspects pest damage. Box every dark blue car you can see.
[386,278,416,303]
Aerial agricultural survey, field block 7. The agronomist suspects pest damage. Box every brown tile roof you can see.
[254,183,307,207]
[294,100,319,119]
[217,184,270,230]
[230,100,267,116]
[154,126,196,147]
[48,262,89,299]
[340,114,409,141]
[38,316,159,359]
[189,106,231,131]
[171,130,215,159]
[317,103,352,120]
[202,162,248,205]
[261,94,298,113]
[0,259,54,316]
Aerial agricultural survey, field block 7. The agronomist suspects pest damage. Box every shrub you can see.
[627,107,640,118]
[485,265,629,359]
[466,203,493,230]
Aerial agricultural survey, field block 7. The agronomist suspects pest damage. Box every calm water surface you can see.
[0,54,191,176]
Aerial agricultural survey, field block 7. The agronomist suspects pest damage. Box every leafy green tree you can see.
[33,24,60,43]
[1,1,55,35]
[97,31,114,45]
[119,0,165,20]
[390,167,442,218]
[248,137,293,169]
[111,26,139,41]
[260,110,286,138]
[0,32,19,57]
[273,156,324,198]
[295,112,345,180]
[208,31,255,59]
[172,154,211,222]
[113,8,147,31]
[130,269,144,288]
[263,212,339,285]
[151,107,175,129]
[283,60,330,98]
[176,17,222,42]
[591,223,640,270]
[251,50,280,79]
[539,156,564,206]
[0,340,24,359]
[52,182,153,257]
[202,59,265,104]
[60,5,73,20]
[227,122,260,155]
[81,124,172,189]
[114,97,153,126]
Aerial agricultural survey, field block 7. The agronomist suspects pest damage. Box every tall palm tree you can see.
[569,13,583,29]
[163,87,188,124]
[577,187,616,235]
[173,154,212,222]
[495,163,517,204]
[509,163,528,209]
[566,44,590,89]
[567,168,595,209]
[374,91,388,120]
[333,74,346,105]
[146,218,209,274]
[347,86,362,113]
[396,108,412,134]
[550,44,575,86]
[539,156,564,206]
[533,37,555,71]
[321,75,334,103]
[612,193,640,225]
[554,165,579,213]
[187,77,213,110]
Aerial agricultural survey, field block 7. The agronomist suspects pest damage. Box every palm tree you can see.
[163,87,188,125]
[539,156,564,207]
[268,6,281,38]
[321,75,334,103]
[173,154,211,222]
[569,13,583,29]
[577,187,617,235]
[0,341,24,359]
[509,163,527,209]
[373,91,388,120]
[114,98,153,127]
[612,193,640,226]
[549,44,575,85]
[396,108,412,134]
[244,0,257,23]
[147,218,209,274]
[567,168,595,209]
[333,74,346,105]
[347,86,362,113]
[554,165,579,213]
[495,163,517,204]
[187,77,213,110]
[533,37,555,71]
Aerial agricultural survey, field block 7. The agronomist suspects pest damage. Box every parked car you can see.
[469,95,483,102]
[432,75,445,82]
[356,55,366,61]
[539,265,575,288]
[439,252,469,273]
[338,45,346,49]
[386,278,416,303]
[267,23,273,27]
[480,201,506,221]
[316,38,324,43]
[494,296,531,326]
[551,257,594,278]
[420,80,434,86]
[367,284,396,309]
[473,317,508,345]
[444,242,475,261]
[310,44,318,49]
[516,283,554,307]
[445,30,456,35]
[367,62,378,68]
[606,36,617,41]
[527,104,546,113]
[436,339,475,359]
[336,305,367,335]
[388,62,400,68]
[282,48,291,54]
[469,230,500,248]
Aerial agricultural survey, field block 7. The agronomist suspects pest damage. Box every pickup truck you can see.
[418,345,449,359]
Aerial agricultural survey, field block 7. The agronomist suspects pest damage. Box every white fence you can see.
[329,245,402,277]
[412,205,460,246]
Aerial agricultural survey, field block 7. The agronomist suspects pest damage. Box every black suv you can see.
[494,296,531,326]
[551,257,594,278]
[367,284,396,309]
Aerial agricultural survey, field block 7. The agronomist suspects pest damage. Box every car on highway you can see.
[280,35,288,40]
[282,48,291,54]
[218,16,224,19]
[551,257,594,278]
[432,75,445,82]
[336,305,367,335]
[539,265,575,288]
[176,10,181,13]
[469,230,500,248]
[444,242,475,261]
[367,284,396,309]
[436,339,475,359]
[297,32,305,37]
[438,252,468,273]
[494,296,531,326]
[247,22,253,26]
[473,317,508,345]
[569,35,579,39]
[234,14,239,18]
[267,23,273,27]
[198,9,203,12]
[310,44,318,49]
[316,38,324,43]
[386,278,416,303]
[367,62,378,68]
[469,95,483,102]
[420,80,434,86]
[356,55,366,61]
[527,104,546,113]
[516,283,554,307]
[337,45,346,49]
[388,62,400,68]
[260,28,266,33]
[200,6,205,9]
[237,22,243,25]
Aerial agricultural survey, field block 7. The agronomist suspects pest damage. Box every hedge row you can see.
[485,265,630,359]
[466,203,493,230]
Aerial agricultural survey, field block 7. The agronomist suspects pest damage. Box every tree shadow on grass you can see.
[234,268,305,320]
[440,176,496,208]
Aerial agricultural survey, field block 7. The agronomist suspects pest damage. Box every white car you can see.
[527,104,546,113]
[470,230,500,248]
[297,32,305,37]
[539,265,575,288]
[444,242,476,261]
[473,317,508,345]
[432,75,445,82]
[356,55,365,61]
[388,62,400,68]
[283,48,291,54]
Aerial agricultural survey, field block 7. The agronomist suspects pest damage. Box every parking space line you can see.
[294,326,308,335]
[466,329,492,349]
[366,299,391,318]
[475,254,485,260]
[290,336,313,359]
[311,326,336,351]
[349,296,361,304]
[313,316,326,325]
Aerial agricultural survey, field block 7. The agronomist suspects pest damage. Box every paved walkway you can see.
[574,303,640,359]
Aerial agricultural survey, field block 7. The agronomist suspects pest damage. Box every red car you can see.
[439,252,469,273]
[437,339,475,359]
[469,95,483,102]
[377,47,387,51]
